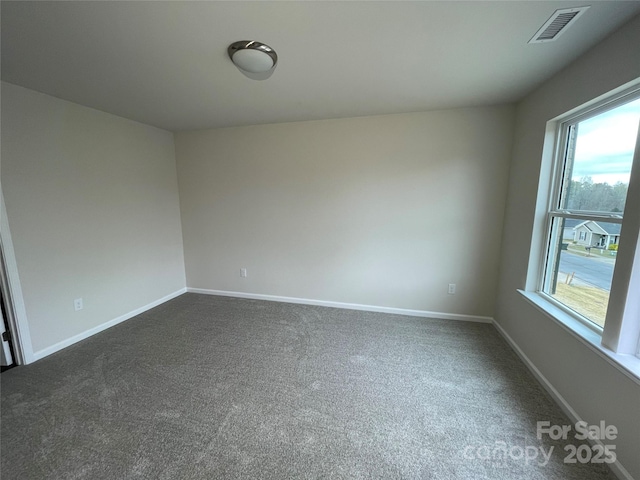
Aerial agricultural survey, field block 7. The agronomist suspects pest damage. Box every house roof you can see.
[574,220,622,236]
[563,218,582,229]
[600,223,622,235]
[2,2,640,131]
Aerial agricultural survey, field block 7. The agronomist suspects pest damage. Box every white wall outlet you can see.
[74,298,83,311]
[448,283,456,295]
[240,268,247,278]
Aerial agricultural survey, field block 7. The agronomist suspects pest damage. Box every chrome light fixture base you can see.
[228,40,278,80]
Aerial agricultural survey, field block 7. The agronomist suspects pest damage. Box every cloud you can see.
[571,97,640,183]
[577,97,640,136]
[572,152,634,179]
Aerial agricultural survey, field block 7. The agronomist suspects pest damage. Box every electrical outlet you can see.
[74,298,83,311]
[240,268,247,278]
[448,283,456,295]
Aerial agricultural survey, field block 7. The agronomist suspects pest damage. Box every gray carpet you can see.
[1,293,617,479]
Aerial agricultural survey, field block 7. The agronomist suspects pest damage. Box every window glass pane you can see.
[545,95,640,330]
[561,98,640,214]
[546,218,620,328]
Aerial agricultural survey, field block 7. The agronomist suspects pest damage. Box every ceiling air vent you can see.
[529,6,590,44]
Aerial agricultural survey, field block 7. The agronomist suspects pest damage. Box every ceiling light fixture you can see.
[228,40,278,80]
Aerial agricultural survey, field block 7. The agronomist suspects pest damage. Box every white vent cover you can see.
[529,6,590,44]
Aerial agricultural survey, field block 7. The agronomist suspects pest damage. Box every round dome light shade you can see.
[231,48,275,73]
[228,41,278,80]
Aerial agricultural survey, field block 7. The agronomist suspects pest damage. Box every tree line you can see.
[565,177,628,212]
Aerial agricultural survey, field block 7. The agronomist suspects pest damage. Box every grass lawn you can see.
[553,283,608,327]
[566,243,616,260]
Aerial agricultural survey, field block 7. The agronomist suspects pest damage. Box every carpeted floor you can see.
[1,293,617,479]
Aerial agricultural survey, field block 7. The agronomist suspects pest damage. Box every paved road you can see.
[558,251,615,290]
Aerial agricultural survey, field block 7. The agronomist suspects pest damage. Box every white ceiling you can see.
[2,1,640,132]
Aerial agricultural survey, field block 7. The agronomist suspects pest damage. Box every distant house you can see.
[562,218,582,241]
[573,220,621,248]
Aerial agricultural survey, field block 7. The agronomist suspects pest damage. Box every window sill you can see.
[518,290,640,384]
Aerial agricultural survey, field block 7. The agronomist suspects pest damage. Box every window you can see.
[537,87,640,366]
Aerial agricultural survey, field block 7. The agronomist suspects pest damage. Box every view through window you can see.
[544,96,640,328]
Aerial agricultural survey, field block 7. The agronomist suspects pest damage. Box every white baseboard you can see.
[492,320,634,480]
[32,288,187,362]
[186,288,493,323]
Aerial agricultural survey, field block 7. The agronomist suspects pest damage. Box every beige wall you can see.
[175,106,515,316]
[1,82,186,354]
[495,15,640,479]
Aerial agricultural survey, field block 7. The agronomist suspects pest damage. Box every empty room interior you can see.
[1,2,640,479]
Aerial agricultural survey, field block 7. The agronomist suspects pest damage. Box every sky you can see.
[572,97,640,185]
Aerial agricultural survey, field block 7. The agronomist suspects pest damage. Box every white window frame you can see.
[523,83,640,381]
[541,113,627,333]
